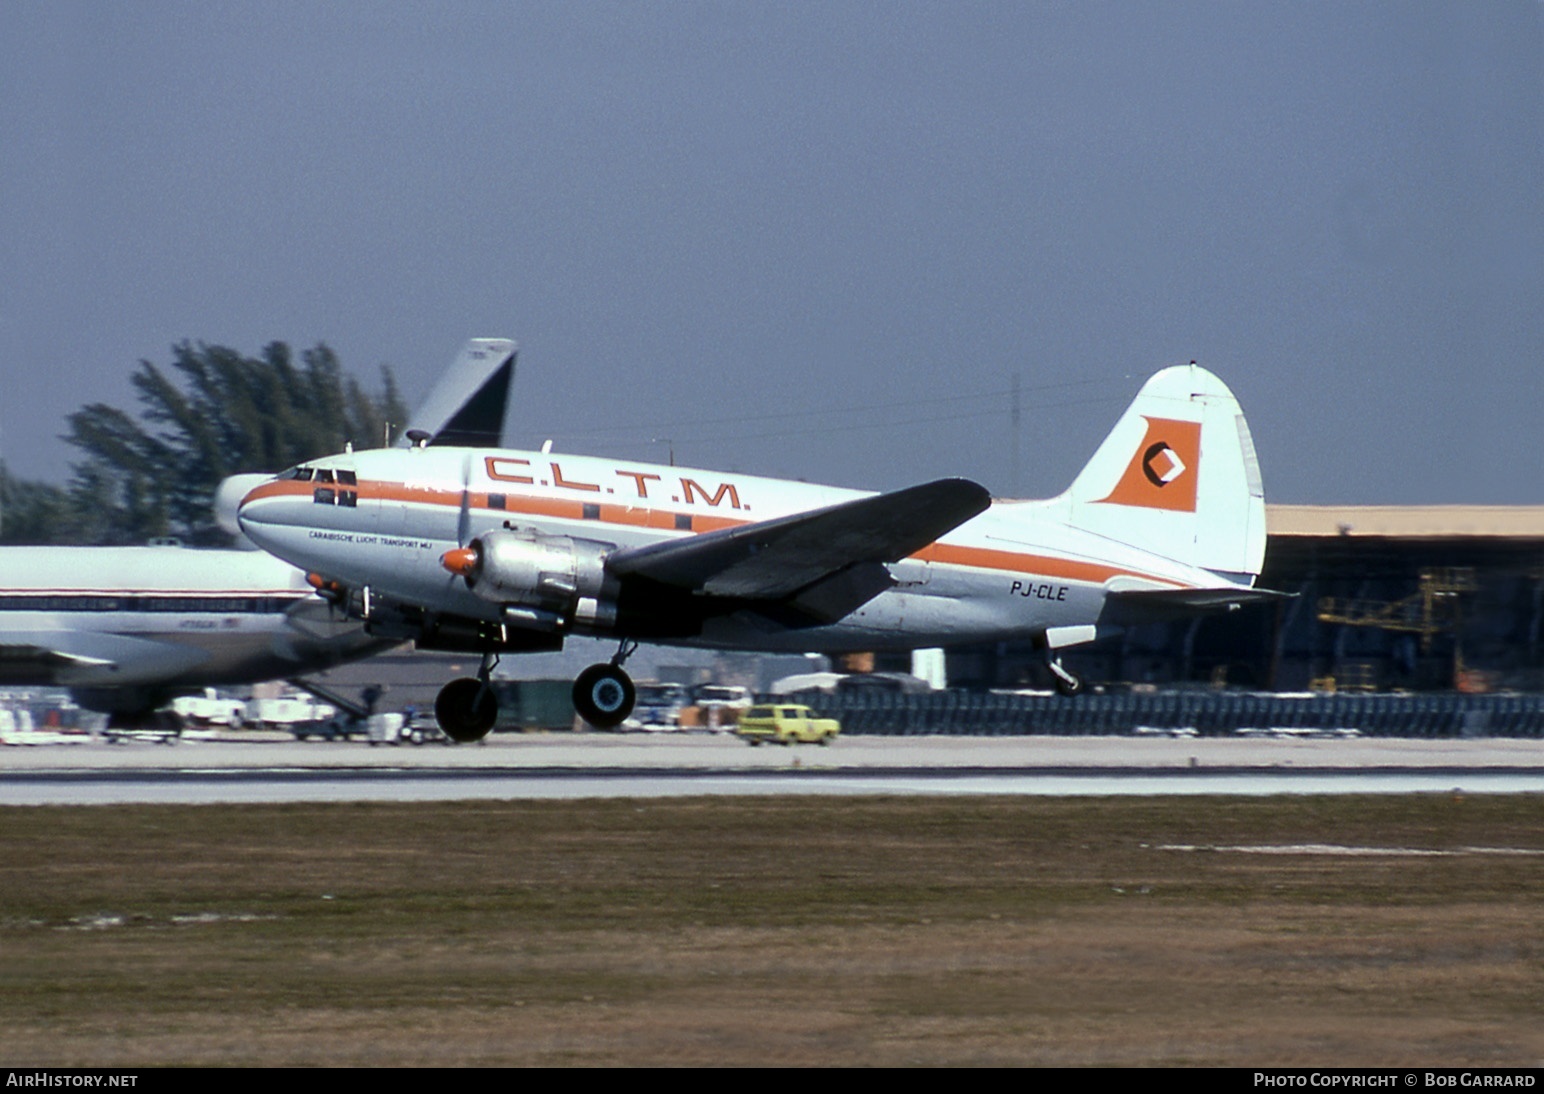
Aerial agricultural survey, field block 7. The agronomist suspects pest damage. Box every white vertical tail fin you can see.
[399,338,518,448]
[1061,365,1266,581]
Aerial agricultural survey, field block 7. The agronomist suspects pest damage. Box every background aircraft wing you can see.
[606,478,991,608]
[0,629,214,687]
[0,641,115,685]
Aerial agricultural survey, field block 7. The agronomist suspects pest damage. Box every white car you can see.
[169,688,246,727]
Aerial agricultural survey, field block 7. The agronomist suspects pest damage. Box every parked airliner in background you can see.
[0,338,517,724]
[0,545,390,721]
[239,362,1279,740]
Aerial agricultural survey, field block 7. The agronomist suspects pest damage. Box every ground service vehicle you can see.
[735,704,840,746]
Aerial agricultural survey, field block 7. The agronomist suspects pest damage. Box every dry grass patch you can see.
[2,795,1542,1065]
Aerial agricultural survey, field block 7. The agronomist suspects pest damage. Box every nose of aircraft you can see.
[237,475,368,575]
[235,478,300,547]
[213,473,273,540]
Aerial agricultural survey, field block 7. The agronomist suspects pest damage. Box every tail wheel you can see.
[435,677,498,743]
[573,663,636,728]
[1047,656,1084,698]
[1051,667,1085,697]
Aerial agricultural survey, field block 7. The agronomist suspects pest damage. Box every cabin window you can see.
[675,513,692,531]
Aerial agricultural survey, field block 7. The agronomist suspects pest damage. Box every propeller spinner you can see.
[441,545,479,580]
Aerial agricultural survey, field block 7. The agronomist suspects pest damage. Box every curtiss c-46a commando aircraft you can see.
[239,362,1278,740]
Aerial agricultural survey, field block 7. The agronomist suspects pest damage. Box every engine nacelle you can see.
[449,529,619,631]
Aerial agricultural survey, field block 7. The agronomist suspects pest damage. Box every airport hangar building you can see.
[940,505,1544,694]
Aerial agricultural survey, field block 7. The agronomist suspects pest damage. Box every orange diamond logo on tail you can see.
[1142,442,1187,487]
[1098,417,1200,512]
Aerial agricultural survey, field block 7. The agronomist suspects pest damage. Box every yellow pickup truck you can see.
[734,704,841,746]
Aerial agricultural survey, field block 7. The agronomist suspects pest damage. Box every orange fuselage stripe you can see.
[244,479,1184,589]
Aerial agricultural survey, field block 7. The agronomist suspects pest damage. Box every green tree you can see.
[0,463,78,544]
[0,342,407,546]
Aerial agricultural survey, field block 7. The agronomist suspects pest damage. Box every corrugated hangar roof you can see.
[1267,505,1544,539]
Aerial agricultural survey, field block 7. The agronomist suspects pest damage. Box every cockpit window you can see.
[315,469,336,484]
[337,469,357,485]
[281,467,315,481]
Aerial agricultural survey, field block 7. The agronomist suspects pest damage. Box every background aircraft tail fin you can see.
[399,338,518,448]
[1059,364,1266,581]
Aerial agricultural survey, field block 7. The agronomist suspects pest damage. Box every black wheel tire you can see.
[1053,670,1084,698]
[573,664,636,728]
[435,677,498,743]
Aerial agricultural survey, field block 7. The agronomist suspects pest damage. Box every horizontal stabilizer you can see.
[1101,585,1290,627]
[608,478,992,601]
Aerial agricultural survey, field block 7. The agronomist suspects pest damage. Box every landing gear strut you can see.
[573,640,638,729]
[1047,655,1084,698]
[435,652,499,743]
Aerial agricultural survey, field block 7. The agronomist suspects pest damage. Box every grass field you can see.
[3,794,1543,1066]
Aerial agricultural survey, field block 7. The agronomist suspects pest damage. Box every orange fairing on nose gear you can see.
[1098,417,1201,512]
[441,547,478,577]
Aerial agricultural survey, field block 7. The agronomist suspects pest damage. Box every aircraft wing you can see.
[606,478,992,610]
[0,630,213,687]
[0,642,115,686]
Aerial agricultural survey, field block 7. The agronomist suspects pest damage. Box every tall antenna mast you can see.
[1011,373,1021,497]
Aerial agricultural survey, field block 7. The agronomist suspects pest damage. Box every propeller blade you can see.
[456,450,473,546]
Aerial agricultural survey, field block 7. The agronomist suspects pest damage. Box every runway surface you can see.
[5,731,1544,803]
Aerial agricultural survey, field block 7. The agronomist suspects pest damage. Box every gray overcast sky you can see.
[2,2,1539,504]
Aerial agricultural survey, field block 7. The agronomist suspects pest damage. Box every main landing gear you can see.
[573,640,638,729]
[435,652,500,743]
[433,640,642,740]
